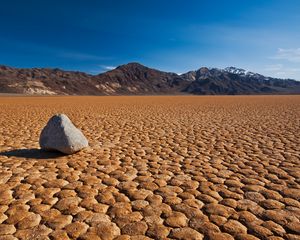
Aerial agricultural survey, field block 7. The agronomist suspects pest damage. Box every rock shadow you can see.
[0,148,65,159]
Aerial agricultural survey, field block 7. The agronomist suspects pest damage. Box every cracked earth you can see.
[0,96,299,240]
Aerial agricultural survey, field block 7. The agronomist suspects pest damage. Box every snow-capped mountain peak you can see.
[224,67,247,75]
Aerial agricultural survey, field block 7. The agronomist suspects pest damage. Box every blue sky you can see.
[0,0,300,79]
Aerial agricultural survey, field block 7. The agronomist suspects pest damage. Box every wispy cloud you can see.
[264,63,300,79]
[264,64,283,72]
[1,37,113,63]
[58,52,112,61]
[99,65,116,70]
[85,65,117,75]
[271,48,300,62]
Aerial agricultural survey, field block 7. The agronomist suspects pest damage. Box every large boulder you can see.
[39,114,88,154]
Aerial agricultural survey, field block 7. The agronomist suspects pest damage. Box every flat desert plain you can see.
[0,95,299,240]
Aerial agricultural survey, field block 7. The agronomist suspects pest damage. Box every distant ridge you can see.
[1,63,300,95]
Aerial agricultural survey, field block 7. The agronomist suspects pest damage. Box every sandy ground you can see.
[0,96,299,240]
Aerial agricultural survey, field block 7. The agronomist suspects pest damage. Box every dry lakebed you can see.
[0,96,299,240]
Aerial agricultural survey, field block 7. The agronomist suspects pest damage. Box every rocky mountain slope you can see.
[1,63,299,95]
[182,67,300,94]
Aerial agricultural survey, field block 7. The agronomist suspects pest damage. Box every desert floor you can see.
[0,96,299,240]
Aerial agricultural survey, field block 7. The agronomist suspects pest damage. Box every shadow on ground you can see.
[0,148,65,159]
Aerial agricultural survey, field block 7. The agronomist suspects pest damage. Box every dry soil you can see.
[0,96,299,240]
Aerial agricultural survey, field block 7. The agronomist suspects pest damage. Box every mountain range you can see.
[1,63,300,95]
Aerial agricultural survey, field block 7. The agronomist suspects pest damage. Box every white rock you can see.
[39,114,88,154]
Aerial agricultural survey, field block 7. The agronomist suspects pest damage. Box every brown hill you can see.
[91,62,188,94]
[0,65,93,95]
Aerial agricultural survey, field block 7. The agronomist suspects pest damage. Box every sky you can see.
[0,0,300,80]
